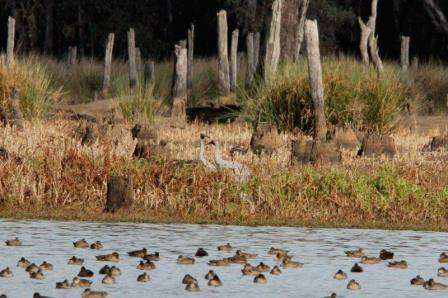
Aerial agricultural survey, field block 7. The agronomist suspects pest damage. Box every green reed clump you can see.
[0,56,63,119]
[242,56,413,134]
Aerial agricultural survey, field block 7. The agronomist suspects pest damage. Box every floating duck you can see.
[109,266,121,277]
[30,269,45,280]
[73,239,89,248]
[387,260,407,269]
[268,247,289,255]
[270,265,282,275]
[33,293,53,298]
[68,256,84,265]
[102,274,115,285]
[208,274,222,286]
[78,266,94,278]
[137,260,156,270]
[217,243,232,252]
[236,250,257,259]
[96,252,119,262]
[82,289,108,298]
[282,258,303,269]
[128,248,147,258]
[439,253,448,263]
[361,256,381,265]
[177,255,195,265]
[347,279,360,290]
[71,277,92,287]
[438,267,448,277]
[274,252,292,262]
[5,238,21,246]
[17,257,30,268]
[205,270,216,280]
[345,248,364,258]
[195,248,208,257]
[242,264,259,276]
[90,241,103,250]
[137,272,150,282]
[185,281,200,292]
[182,274,197,285]
[379,249,394,260]
[26,263,39,273]
[143,252,160,262]
[423,278,447,290]
[254,273,267,284]
[39,261,53,271]
[99,265,110,275]
[256,262,270,272]
[56,280,71,289]
[410,275,425,285]
[208,259,230,266]
[351,263,363,273]
[333,270,347,280]
[227,255,247,264]
[0,267,13,278]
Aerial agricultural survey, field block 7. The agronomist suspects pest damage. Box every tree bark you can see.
[230,29,239,92]
[43,0,54,55]
[294,0,309,61]
[128,28,138,90]
[102,33,115,95]
[217,10,231,96]
[68,46,77,65]
[245,33,255,87]
[187,24,194,90]
[264,0,283,82]
[400,36,410,72]
[305,19,327,141]
[253,32,261,71]
[7,17,15,67]
[368,0,383,76]
[358,17,372,70]
[144,60,155,85]
[136,47,143,76]
[171,44,187,121]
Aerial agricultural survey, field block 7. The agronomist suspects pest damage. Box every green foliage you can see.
[242,57,412,134]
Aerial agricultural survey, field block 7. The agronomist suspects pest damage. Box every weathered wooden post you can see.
[171,44,187,122]
[358,17,372,70]
[144,60,155,84]
[245,33,255,87]
[294,0,310,61]
[254,32,261,71]
[187,24,194,90]
[400,36,410,72]
[128,28,138,90]
[102,33,115,95]
[230,29,239,92]
[217,10,231,97]
[305,19,326,141]
[6,17,15,67]
[179,39,187,49]
[264,0,283,82]
[68,46,77,65]
[136,47,143,77]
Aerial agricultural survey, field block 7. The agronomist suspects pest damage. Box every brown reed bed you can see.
[0,118,447,231]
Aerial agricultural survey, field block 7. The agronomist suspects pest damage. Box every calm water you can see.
[0,219,447,298]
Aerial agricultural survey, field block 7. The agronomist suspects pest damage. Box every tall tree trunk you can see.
[128,29,138,90]
[280,0,299,61]
[187,24,194,90]
[253,32,261,71]
[7,17,15,67]
[305,19,327,141]
[368,0,383,75]
[44,0,54,55]
[294,0,309,61]
[264,0,283,82]
[102,33,115,95]
[358,17,372,70]
[230,29,239,92]
[400,36,410,72]
[217,10,231,96]
[171,44,187,122]
[246,33,255,87]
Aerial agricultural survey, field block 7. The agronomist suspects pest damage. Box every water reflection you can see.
[0,219,447,297]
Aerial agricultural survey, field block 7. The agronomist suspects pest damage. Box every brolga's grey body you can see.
[210,140,251,181]
[199,133,217,171]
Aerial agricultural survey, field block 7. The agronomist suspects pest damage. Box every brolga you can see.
[199,133,217,171]
[209,140,251,181]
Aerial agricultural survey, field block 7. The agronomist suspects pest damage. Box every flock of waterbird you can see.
[2,236,448,297]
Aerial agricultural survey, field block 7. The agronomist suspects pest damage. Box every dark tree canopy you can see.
[1,0,448,61]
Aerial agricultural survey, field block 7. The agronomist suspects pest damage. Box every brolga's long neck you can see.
[214,142,224,165]
[199,138,206,158]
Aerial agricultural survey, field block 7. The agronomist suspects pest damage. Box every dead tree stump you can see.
[128,28,138,90]
[245,33,255,87]
[187,24,195,90]
[358,17,372,70]
[102,33,115,95]
[68,46,78,65]
[370,35,383,77]
[358,133,397,158]
[6,17,15,67]
[401,36,410,72]
[264,0,283,82]
[171,44,187,122]
[144,60,155,85]
[230,29,239,92]
[294,0,310,61]
[254,32,261,71]
[217,10,231,97]
[105,176,134,212]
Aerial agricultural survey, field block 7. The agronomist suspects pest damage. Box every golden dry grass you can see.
[1,117,448,230]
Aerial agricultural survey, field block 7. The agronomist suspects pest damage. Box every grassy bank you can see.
[0,120,447,231]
